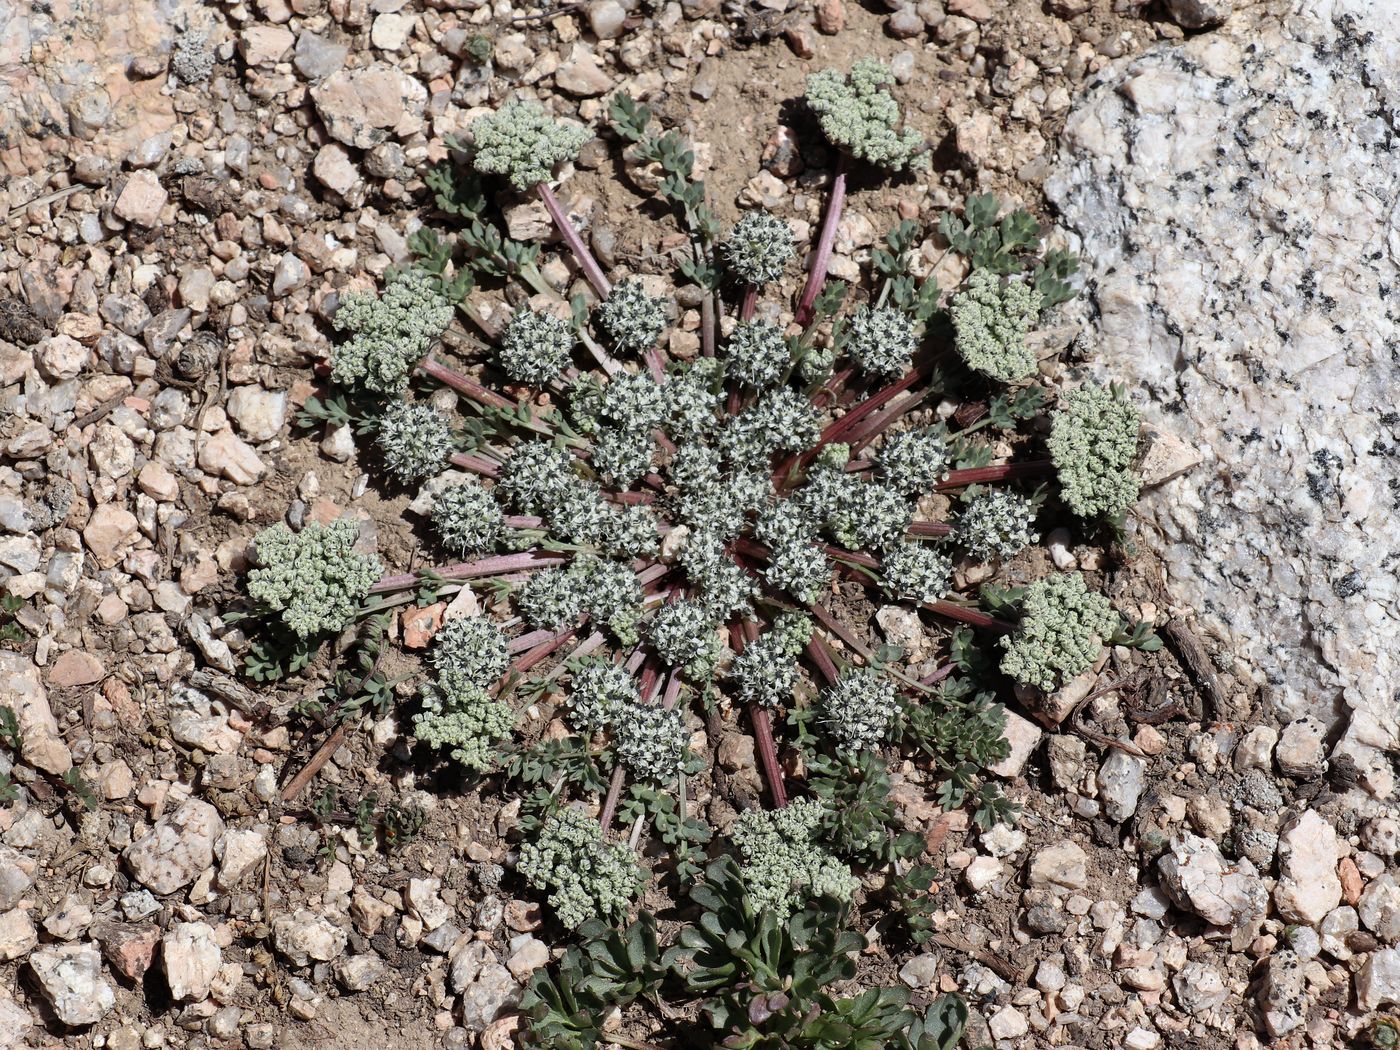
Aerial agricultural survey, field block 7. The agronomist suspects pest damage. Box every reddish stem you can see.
[449,452,501,479]
[599,766,625,831]
[807,601,871,658]
[371,550,565,594]
[731,621,788,808]
[921,661,956,687]
[419,357,513,410]
[511,624,581,671]
[793,155,848,328]
[739,285,758,322]
[847,388,931,451]
[537,181,612,300]
[508,628,556,653]
[937,460,1054,490]
[921,600,1014,633]
[804,635,841,685]
[504,515,543,529]
[908,521,953,538]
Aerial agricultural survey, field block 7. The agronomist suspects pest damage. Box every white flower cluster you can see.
[247,519,382,639]
[809,475,909,553]
[878,427,949,494]
[331,268,453,396]
[723,320,790,390]
[431,479,505,556]
[431,616,510,692]
[679,531,756,620]
[469,99,590,191]
[498,307,573,385]
[597,278,668,354]
[567,660,640,734]
[518,554,643,645]
[376,401,455,483]
[730,798,859,918]
[615,703,690,784]
[498,441,654,555]
[956,490,1038,561]
[722,211,796,286]
[650,599,722,680]
[819,666,901,751]
[719,388,821,472]
[754,501,829,603]
[845,305,918,377]
[881,541,953,604]
[730,612,813,709]
[414,618,514,771]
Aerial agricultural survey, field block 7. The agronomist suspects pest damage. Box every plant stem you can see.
[731,621,788,808]
[793,154,848,328]
[599,765,626,833]
[804,634,841,685]
[937,459,1054,490]
[908,520,953,538]
[448,452,501,478]
[920,600,1014,633]
[739,284,758,322]
[520,263,622,377]
[418,356,513,410]
[512,624,581,673]
[370,550,566,594]
[537,181,612,299]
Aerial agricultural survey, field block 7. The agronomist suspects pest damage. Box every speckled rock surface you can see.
[1047,1,1400,795]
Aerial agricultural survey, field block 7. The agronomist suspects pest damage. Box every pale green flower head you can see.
[950,270,1043,384]
[1048,384,1142,519]
[999,572,1119,691]
[819,666,900,752]
[331,268,452,396]
[470,99,590,190]
[376,401,455,483]
[804,59,928,172]
[518,808,644,929]
[247,519,382,639]
[731,798,858,918]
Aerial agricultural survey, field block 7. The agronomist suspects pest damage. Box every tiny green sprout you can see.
[1048,383,1142,519]
[804,59,928,172]
[722,211,797,286]
[949,270,1043,384]
[247,519,382,639]
[469,99,590,191]
[375,401,455,484]
[596,278,668,354]
[999,572,1119,691]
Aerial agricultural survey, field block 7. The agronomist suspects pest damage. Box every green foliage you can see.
[872,220,941,321]
[1112,619,1164,652]
[518,808,646,929]
[1048,383,1142,519]
[949,270,1043,385]
[0,704,19,753]
[610,93,721,261]
[939,193,1043,275]
[330,267,454,397]
[294,392,357,431]
[242,631,315,683]
[618,782,711,884]
[806,750,923,866]
[0,594,25,647]
[730,799,859,918]
[61,767,98,812]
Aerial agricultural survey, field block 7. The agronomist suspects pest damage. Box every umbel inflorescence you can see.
[243,67,1149,953]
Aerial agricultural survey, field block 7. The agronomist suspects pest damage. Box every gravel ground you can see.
[7,0,1390,1048]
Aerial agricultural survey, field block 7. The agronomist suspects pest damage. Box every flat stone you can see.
[0,908,37,961]
[0,652,71,775]
[987,710,1042,778]
[83,504,139,568]
[312,63,427,149]
[29,942,115,1026]
[239,25,294,66]
[163,922,221,1001]
[1359,947,1400,1011]
[94,922,160,981]
[37,334,88,380]
[336,953,385,992]
[272,909,347,967]
[1028,841,1088,893]
[215,829,267,889]
[48,650,104,688]
[124,799,225,896]
[226,385,288,443]
[1359,874,1400,943]
[555,44,613,97]
[313,143,361,197]
[1274,811,1342,926]
[113,170,166,226]
[459,961,521,1032]
[294,31,349,80]
[1158,833,1267,927]
[198,427,266,485]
